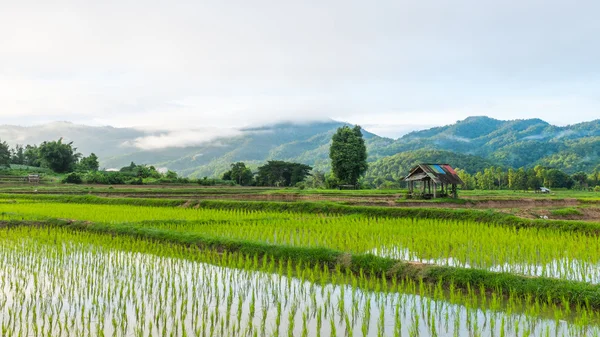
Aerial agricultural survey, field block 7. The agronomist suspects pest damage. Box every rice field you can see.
[1,202,599,282]
[1,226,599,337]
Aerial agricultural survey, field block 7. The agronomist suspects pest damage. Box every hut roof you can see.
[403,164,464,185]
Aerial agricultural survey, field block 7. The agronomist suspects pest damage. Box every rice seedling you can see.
[0,226,598,336]
[2,202,599,282]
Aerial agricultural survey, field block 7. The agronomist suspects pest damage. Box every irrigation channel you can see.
[1,227,599,337]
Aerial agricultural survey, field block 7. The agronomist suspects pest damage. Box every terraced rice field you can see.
[0,198,599,336]
[1,202,599,282]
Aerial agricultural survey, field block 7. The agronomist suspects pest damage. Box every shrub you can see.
[62,172,83,184]
[595,186,600,192]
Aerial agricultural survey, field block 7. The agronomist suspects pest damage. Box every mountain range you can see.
[1,116,599,178]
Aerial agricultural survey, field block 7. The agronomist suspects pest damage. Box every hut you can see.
[403,164,464,199]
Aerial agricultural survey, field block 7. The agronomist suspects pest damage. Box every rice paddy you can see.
[1,202,599,282]
[1,226,599,337]
[0,197,599,336]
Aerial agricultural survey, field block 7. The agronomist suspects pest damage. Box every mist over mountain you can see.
[1,116,599,177]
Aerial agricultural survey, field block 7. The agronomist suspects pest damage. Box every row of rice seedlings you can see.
[2,202,599,282]
[0,226,599,337]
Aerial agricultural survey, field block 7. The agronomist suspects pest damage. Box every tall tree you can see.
[572,171,589,189]
[223,162,254,186]
[329,125,368,185]
[0,140,10,168]
[10,145,25,165]
[38,138,81,173]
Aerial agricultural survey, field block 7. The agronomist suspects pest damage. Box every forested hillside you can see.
[369,116,600,175]
[2,117,599,177]
[363,150,496,185]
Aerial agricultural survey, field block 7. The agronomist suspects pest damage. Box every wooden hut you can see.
[403,164,464,199]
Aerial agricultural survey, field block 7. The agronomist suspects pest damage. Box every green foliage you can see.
[10,144,25,165]
[255,161,312,187]
[0,140,10,168]
[324,173,340,189]
[197,177,236,186]
[550,208,583,217]
[303,170,326,189]
[84,171,126,185]
[78,153,99,171]
[23,145,41,167]
[330,125,368,185]
[222,162,254,186]
[38,138,81,173]
[62,172,83,184]
[364,150,495,189]
[119,162,161,179]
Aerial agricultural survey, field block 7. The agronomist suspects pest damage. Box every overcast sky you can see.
[1,0,599,139]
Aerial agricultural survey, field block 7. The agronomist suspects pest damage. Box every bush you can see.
[84,171,126,185]
[197,178,236,186]
[595,186,600,192]
[62,172,83,184]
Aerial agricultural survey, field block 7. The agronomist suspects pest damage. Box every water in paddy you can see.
[371,246,600,284]
[0,232,597,336]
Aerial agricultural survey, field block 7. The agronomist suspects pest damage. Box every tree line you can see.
[455,165,600,191]
[0,138,98,173]
[220,125,369,188]
[222,161,313,187]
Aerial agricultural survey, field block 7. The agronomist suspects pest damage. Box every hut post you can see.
[433,182,437,198]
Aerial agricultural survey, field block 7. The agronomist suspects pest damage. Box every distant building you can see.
[403,164,464,199]
[28,174,40,183]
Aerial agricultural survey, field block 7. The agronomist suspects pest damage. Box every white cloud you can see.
[1,0,599,131]
[125,128,243,150]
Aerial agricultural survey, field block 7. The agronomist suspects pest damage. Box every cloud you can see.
[125,128,243,150]
[1,0,600,130]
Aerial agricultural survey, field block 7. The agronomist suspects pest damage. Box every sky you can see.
[1,0,600,140]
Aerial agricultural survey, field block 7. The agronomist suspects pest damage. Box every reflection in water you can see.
[0,236,597,336]
[371,246,600,283]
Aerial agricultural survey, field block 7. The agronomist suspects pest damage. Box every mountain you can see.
[1,117,599,177]
[131,121,393,178]
[363,116,599,173]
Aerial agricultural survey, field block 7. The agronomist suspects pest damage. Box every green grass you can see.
[550,207,584,217]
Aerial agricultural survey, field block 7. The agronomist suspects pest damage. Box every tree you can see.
[10,144,25,165]
[456,168,475,190]
[38,138,81,173]
[545,169,573,188]
[526,169,542,190]
[24,145,41,167]
[305,170,326,189]
[165,170,178,179]
[223,162,254,186]
[329,125,368,186]
[572,171,589,189]
[0,140,10,168]
[78,153,99,171]
[255,161,312,187]
[513,168,527,191]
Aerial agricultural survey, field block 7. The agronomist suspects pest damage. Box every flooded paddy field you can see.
[1,227,599,337]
